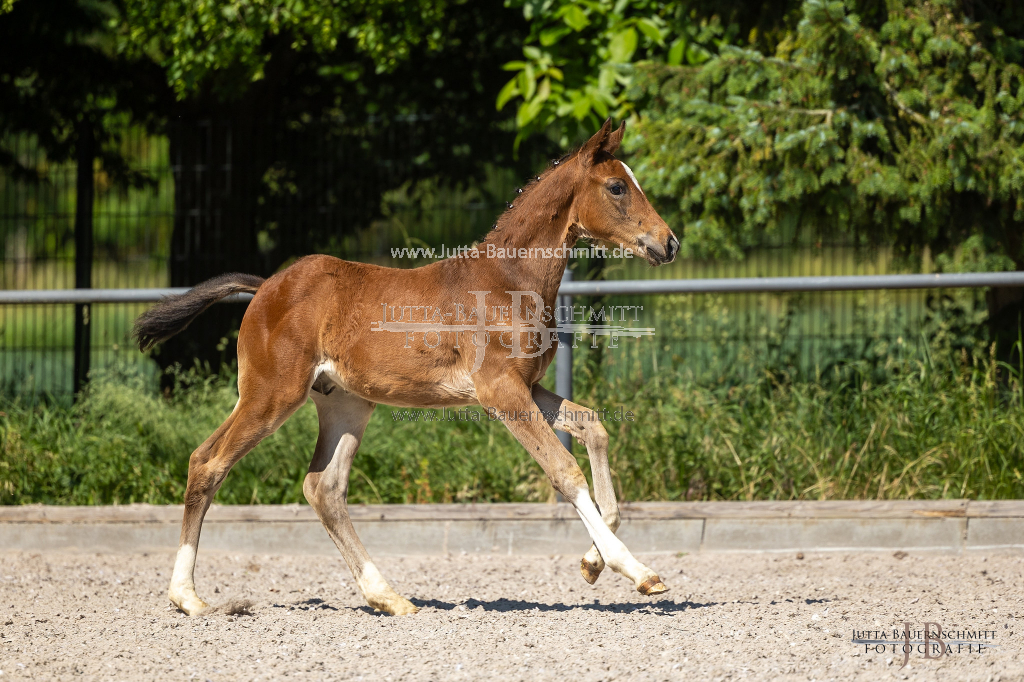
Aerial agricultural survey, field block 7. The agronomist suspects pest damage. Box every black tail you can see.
[133,273,265,351]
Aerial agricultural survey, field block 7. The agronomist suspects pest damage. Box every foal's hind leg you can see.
[169,384,307,615]
[304,387,418,615]
[533,385,618,585]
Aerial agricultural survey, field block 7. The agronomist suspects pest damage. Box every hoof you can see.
[637,576,668,596]
[169,591,210,616]
[390,600,420,616]
[369,596,420,616]
[580,557,602,585]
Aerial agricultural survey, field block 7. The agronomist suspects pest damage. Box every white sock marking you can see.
[356,561,392,598]
[572,487,652,585]
[170,544,198,594]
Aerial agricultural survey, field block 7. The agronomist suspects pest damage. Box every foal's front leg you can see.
[481,379,667,596]
[532,385,618,585]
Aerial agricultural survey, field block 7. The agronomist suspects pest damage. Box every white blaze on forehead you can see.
[620,161,645,197]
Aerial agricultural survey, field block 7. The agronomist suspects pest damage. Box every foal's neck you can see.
[479,162,582,304]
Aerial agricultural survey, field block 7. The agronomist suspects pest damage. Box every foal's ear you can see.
[581,119,626,164]
[604,120,625,155]
[580,118,615,164]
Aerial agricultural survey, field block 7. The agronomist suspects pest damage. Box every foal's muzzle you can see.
[639,232,679,265]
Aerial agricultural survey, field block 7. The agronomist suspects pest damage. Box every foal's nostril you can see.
[667,235,680,261]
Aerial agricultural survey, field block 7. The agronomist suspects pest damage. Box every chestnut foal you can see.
[134,119,679,616]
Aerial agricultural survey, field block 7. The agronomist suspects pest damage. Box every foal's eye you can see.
[609,183,625,196]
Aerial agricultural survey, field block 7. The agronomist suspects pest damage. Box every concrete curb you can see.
[2,501,1022,555]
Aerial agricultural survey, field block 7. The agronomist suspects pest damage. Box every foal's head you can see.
[569,119,679,265]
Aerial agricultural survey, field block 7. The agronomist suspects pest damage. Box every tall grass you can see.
[2,338,1023,505]
[587,344,1024,501]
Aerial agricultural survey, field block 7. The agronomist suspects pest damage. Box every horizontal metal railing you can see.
[2,272,1023,304]
[557,272,1024,296]
[0,288,252,304]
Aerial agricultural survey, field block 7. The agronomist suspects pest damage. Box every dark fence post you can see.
[73,121,95,397]
[556,268,574,453]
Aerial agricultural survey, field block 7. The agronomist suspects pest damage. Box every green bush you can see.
[587,343,1024,501]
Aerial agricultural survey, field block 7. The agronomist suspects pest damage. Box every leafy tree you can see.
[0,0,169,185]
[117,0,451,99]
[496,0,819,149]
[625,0,1024,270]
[497,0,706,148]
[111,0,547,273]
[624,0,1024,348]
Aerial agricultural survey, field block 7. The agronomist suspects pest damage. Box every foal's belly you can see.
[313,358,480,408]
[310,290,558,408]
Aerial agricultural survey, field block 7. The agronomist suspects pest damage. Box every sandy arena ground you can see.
[0,549,1019,681]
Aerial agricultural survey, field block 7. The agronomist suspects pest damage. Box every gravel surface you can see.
[0,549,1019,681]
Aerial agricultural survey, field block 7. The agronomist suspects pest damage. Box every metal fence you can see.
[1,131,172,398]
[4,270,1019,399]
[1,122,512,398]
[2,124,1017,400]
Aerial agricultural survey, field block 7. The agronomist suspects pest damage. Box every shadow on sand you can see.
[266,595,832,616]
[411,597,725,615]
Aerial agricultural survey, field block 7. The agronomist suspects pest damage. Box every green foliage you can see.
[496,0,824,148]
[4,340,1024,505]
[626,0,1024,268]
[0,0,168,184]
[118,0,451,98]
[0,0,536,201]
[498,0,734,148]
